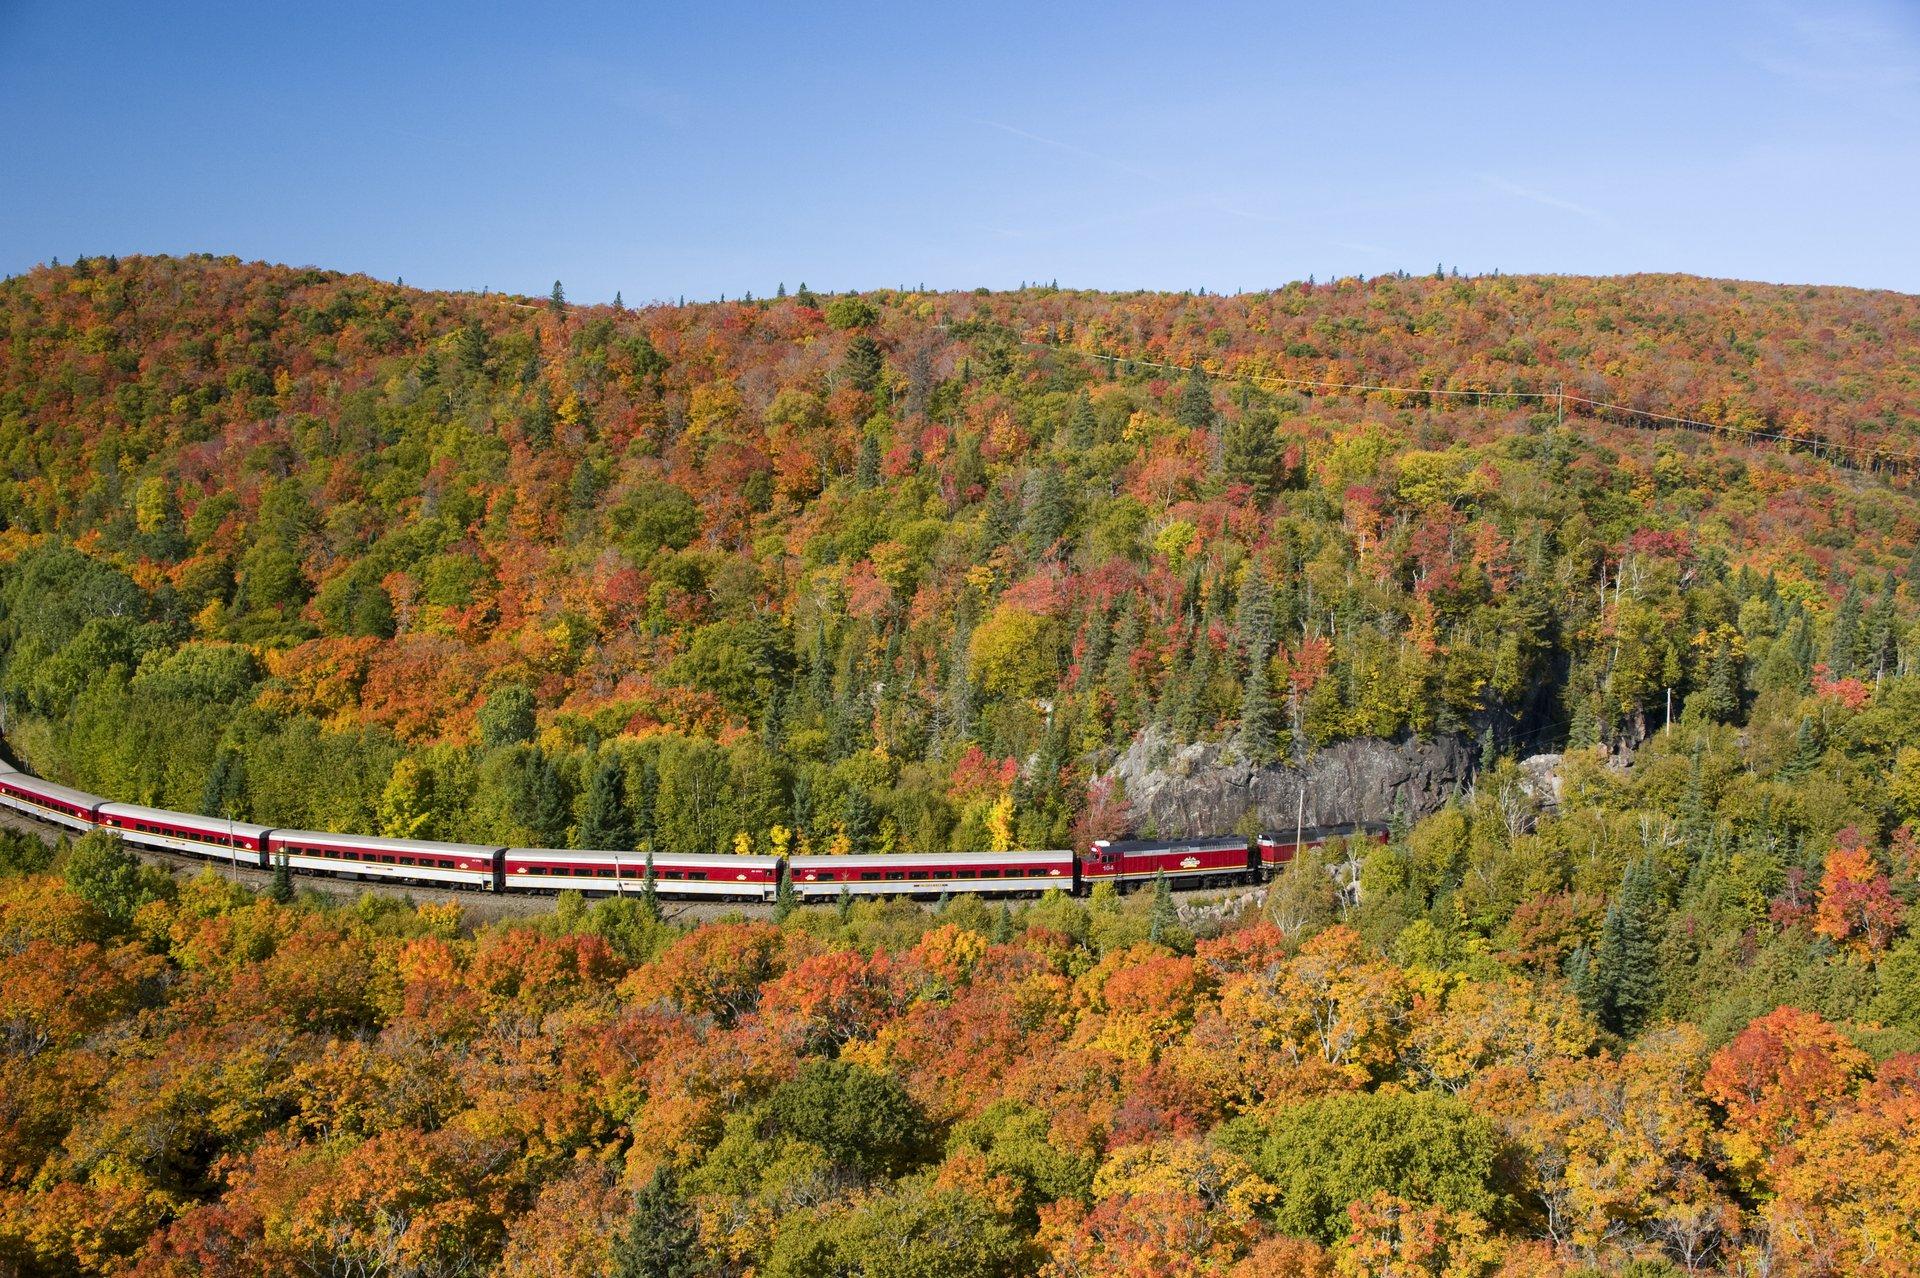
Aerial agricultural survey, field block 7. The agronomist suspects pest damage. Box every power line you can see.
[1012,339,1920,475]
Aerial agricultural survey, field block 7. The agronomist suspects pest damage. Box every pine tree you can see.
[268,851,294,904]
[640,851,661,922]
[1864,582,1899,680]
[844,787,876,852]
[578,757,633,850]
[1240,654,1280,764]
[1221,407,1280,501]
[1827,586,1862,677]
[528,755,572,848]
[1592,858,1664,1036]
[1782,717,1822,780]
[613,290,625,309]
[1701,643,1742,723]
[1067,390,1097,449]
[992,903,1014,943]
[773,865,797,923]
[549,280,567,315]
[611,1166,701,1278]
[1176,366,1214,432]
[1148,870,1176,943]
[1678,746,1712,851]
[200,750,246,819]
[629,757,658,850]
[1567,944,1600,1018]
[836,886,854,925]
[856,433,881,488]
[1019,468,1072,558]
[1236,568,1275,655]
[456,319,490,375]
[843,335,883,395]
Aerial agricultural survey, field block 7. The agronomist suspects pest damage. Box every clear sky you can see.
[4,1,1918,301]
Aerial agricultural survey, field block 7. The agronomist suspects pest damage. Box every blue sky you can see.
[3,2,1917,300]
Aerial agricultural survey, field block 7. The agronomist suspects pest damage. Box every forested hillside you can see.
[5,257,1920,1274]
[3,256,1919,851]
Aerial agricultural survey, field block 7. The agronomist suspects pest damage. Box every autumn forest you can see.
[3,255,1920,1275]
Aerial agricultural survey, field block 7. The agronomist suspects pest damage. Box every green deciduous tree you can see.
[1220,1089,1512,1244]
[479,684,537,749]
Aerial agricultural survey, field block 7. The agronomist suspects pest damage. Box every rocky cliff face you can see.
[1100,728,1475,838]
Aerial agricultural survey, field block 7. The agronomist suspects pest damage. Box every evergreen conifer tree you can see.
[610,1166,701,1278]
[843,336,883,395]
[579,757,633,851]
[268,851,294,904]
[1176,366,1214,432]
[1221,407,1281,501]
[1235,568,1276,655]
[1149,870,1176,943]
[640,852,661,922]
[1782,716,1822,780]
[200,750,246,819]
[1240,655,1280,764]
[1702,644,1742,723]
[1592,858,1664,1035]
[1068,389,1097,449]
[1864,583,1900,680]
[1827,586,1862,677]
[773,865,797,923]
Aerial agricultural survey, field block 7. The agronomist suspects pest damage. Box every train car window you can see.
[399,857,416,867]
[527,866,546,875]
[597,868,614,878]
[977,869,1000,878]
[381,855,396,865]
[933,870,953,879]
[860,872,881,881]
[884,871,904,881]
[815,871,837,881]
[687,872,708,881]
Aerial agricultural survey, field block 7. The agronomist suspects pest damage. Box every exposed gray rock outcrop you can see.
[1100,727,1474,838]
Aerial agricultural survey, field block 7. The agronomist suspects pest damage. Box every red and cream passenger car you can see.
[788,849,1075,899]
[504,848,782,900]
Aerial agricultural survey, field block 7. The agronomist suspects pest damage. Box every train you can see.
[0,760,1384,903]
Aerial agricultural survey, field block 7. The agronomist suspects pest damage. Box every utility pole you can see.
[1557,383,1565,429]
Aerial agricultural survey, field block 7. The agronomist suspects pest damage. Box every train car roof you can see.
[788,850,1072,870]
[1095,836,1251,854]
[98,802,272,838]
[269,829,503,856]
[505,847,781,869]
[0,770,107,809]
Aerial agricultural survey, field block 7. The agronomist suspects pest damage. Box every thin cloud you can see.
[970,118,1157,181]
[1481,175,1616,229]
